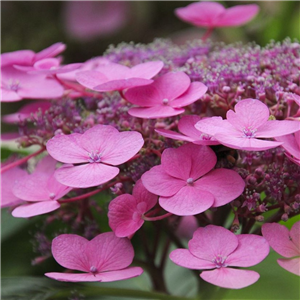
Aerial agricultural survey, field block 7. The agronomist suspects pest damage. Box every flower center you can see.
[7,79,20,92]
[90,266,98,273]
[242,127,257,138]
[162,98,169,105]
[186,178,194,185]
[49,193,56,200]
[88,151,102,163]
[212,255,227,268]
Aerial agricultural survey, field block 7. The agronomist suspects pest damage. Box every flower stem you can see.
[201,27,214,42]
[143,212,173,221]
[1,147,45,174]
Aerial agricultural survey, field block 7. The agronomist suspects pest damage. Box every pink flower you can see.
[2,101,51,124]
[1,66,64,102]
[1,166,27,208]
[14,58,82,75]
[141,143,245,216]
[195,99,300,151]
[175,2,259,28]
[45,232,143,282]
[156,115,218,145]
[108,180,157,237]
[124,72,207,119]
[262,221,300,276]
[275,131,300,166]
[11,156,72,218]
[175,216,198,241]
[170,225,269,289]
[46,124,144,188]
[76,61,163,92]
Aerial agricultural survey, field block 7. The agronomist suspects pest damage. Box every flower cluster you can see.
[1,1,299,296]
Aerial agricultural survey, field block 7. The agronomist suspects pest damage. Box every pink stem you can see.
[201,27,214,42]
[143,212,173,221]
[1,147,45,174]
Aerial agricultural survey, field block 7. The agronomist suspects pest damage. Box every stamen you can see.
[162,98,169,105]
[187,178,194,185]
[88,151,102,163]
[212,255,227,268]
[242,127,257,138]
[90,266,97,273]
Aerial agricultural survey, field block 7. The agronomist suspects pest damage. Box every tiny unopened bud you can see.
[222,86,231,93]
[291,202,299,210]
[281,213,289,222]
[255,215,264,222]
[295,194,300,202]
[257,204,267,213]
[255,167,264,177]
[284,204,292,214]
[246,175,257,185]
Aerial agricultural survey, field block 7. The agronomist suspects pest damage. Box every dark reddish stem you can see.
[143,212,173,221]
[1,147,46,174]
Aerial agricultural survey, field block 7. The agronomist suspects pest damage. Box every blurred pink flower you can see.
[63,1,130,41]
[45,232,143,282]
[46,124,144,188]
[262,221,300,276]
[142,143,245,216]
[175,2,259,28]
[76,61,163,92]
[195,99,300,151]
[125,72,207,119]
[108,179,157,237]
[170,225,269,289]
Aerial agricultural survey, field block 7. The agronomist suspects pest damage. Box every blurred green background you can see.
[1,1,300,299]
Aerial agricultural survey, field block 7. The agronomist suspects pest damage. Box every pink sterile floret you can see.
[156,115,218,145]
[195,99,300,151]
[46,124,144,188]
[14,57,82,75]
[170,225,269,289]
[262,221,300,276]
[45,232,143,282]
[175,2,259,28]
[1,66,64,102]
[1,166,27,208]
[124,72,207,119]
[11,156,72,218]
[76,60,163,92]
[2,101,51,124]
[108,179,157,237]
[141,143,245,216]
[275,131,300,166]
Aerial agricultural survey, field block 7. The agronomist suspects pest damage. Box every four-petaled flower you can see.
[45,232,143,282]
[170,225,269,289]
[46,124,144,188]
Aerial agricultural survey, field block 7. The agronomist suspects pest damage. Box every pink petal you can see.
[12,201,60,218]
[276,133,300,160]
[155,129,196,143]
[226,99,269,130]
[277,257,300,276]
[34,155,57,174]
[45,272,102,282]
[214,134,283,151]
[128,106,184,119]
[226,234,269,267]
[34,42,66,61]
[94,267,143,282]
[217,4,259,27]
[94,78,153,92]
[262,223,299,258]
[141,165,185,197]
[195,169,245,207]
[176,216,199,241]
[200,268,260,289]
[1,89,22,102]
[54,163,119,188]
[170,82,207,108]
[159,185,214,216]
[290,221,300,252]
[46,133,89,164]
[76,70,108,90]
[132,180,157,210]
[170,249,215,270]
[161,144,216,181]
[175,2,225,27]
[178,115,202,139]
[195,116,232,136]
[91,63,129,80]
[256,120,300,138]
[108,194,145,237]
[51,234,90,272]
[189,226,238,260]
[85,232,134,272]
[130,61,163,79]
[1,50,35,67]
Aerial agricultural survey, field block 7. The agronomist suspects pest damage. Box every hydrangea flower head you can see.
[124,72,207,119]
[45,232,143,282]
[195,99,300,151]
[76,61,163,92]
[175,2,259,28]
[46,124,144,188]
[170,225,269,289]
[142,143,245,215]
[262,221,300,276]
[108,179,157,237]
